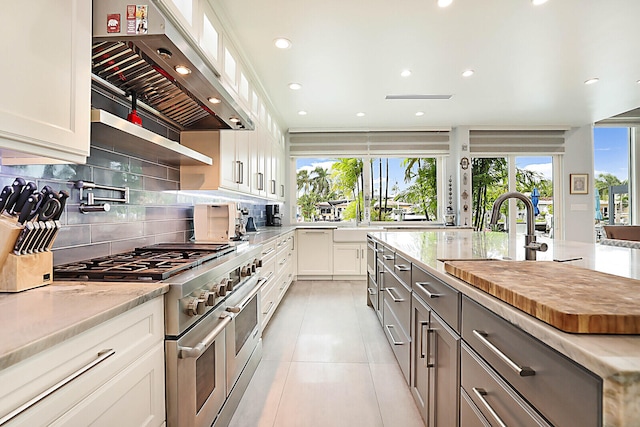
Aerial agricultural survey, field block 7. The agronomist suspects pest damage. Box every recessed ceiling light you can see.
[356,112,366,117]
[288,83,302,90]
[208,97,221,104]
[415,111,425,117]
[438,0,453,7]
[298,110,307,116]
[637,79,640,84]
[531,0,548,5]
[274,38,292,49]
[584,78,600,85]
[229,117,240,123]
[401,69,412,77]
[174,65,191,75]
[462,69,474,77]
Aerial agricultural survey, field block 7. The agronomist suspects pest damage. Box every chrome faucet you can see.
[489,191,548,260]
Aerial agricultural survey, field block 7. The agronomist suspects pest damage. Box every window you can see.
[471,155,554,237]
[594,128,630,228]
[295,156,439,223]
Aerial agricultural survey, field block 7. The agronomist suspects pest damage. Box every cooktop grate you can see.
[54,244,234,281]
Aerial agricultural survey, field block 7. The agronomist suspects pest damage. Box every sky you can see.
[296,128,629,190]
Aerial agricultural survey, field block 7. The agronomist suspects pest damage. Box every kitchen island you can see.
[369,230,640,427]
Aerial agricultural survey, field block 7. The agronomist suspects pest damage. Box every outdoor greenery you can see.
[471,158,553,231]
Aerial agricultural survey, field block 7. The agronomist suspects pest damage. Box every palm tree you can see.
[471,158,507,231]
[310,166,331,198]
[296,169,311,196]
[331,158,363,221]
[396,158,437,220]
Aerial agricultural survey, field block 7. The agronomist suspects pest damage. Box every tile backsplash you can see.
[0,146,274,266]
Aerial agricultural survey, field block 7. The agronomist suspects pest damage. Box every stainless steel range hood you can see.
[92,0,253,131]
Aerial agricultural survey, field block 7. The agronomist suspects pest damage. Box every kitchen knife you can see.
[41,190,69,252]
[11,181,38,215]
[12,195,38,255]
[3,177,26,215]
[0,185,14,214]
[30,196,61,253]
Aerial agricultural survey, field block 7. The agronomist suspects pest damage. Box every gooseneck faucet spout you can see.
[489,191,548,260]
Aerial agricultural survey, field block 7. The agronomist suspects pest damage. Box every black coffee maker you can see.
[266,204,282,226]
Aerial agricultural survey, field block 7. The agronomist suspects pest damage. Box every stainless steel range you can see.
[54,242,266,427]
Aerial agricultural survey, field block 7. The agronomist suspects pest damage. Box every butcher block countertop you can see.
[444,260,640,334]
[369,230,640,426]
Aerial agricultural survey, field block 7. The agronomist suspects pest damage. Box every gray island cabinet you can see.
[368,230,640,427]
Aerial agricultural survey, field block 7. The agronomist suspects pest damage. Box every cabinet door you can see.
[296,229,333,275]
[359,244,367,275]
[250,130,266,197]
[333,244,363,275]
[410,294,431,424]
[219,131,238,189]
[235,131,251,193]
[0,0,90,164]
[428,312,460,427]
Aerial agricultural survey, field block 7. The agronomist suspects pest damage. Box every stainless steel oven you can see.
[165,304,231,427]
[224,274,262,391]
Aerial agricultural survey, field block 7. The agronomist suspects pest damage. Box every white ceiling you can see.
[213,0,640,132]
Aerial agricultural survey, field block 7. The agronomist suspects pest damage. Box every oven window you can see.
[235,296,258,356]
[196,341,216,412]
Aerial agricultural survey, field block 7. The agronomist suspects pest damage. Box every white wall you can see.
[562,125,595,242]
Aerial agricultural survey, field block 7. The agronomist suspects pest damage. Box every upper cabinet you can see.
[180,128,286,201]
[0,0,91,164]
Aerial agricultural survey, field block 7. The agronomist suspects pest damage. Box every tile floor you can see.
[228,280,425,427]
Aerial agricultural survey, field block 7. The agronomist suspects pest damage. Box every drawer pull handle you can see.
[472,330,536,377]
[472,388,508,427]
[385,287,404,302]
[0,349,116,426]
[415,282,441,298]
[367,287,376,295]
[383,255,394,260]
[419,321,429,359]
[394,264,410,272]
[262,301,275,316]
[262,247,275,256]
[385,324,405,345]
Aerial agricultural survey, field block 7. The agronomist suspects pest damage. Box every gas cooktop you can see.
[53,243,234,281]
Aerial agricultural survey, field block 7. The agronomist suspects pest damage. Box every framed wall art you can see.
[570,173,588,194]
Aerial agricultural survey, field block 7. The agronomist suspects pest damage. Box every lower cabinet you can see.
[411,293,460,427]
[260,231,295,330]
[332,243,367,276]
[0,298,166,426]
[296,229,333,276]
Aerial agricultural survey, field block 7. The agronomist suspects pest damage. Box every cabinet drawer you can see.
[0,298,164,426]
[460,387,491,427]
[50,341,165,427]
[367,273,379,311]
[393,253,411,287]
[462,296,601,427]
[412,264,460,332]
[461,342,551,427]
[261,240,277,261]
[383,270,411,336]
[383,298,410,385]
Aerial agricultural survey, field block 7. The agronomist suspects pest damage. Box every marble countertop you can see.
[369,230,640,426]
[0,281,168,370]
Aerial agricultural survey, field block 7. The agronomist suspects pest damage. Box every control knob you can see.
[241,265,251,277]
[187,298,206,316]
[254,258,263,268]
[214,279,228,297]
[199,290,216,306]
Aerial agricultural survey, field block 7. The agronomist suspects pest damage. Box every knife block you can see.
[0,216,53,292]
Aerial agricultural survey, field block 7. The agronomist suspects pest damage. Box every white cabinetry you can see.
[297,229,333,276]
[219,130,251,193]
[0,0,91,164]
[260,231,295,330]
[0,298,165,426]
[333,244,367,276]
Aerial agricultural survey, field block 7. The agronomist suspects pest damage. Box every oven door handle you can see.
[226,276,266,314]
[178,313,233,359]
